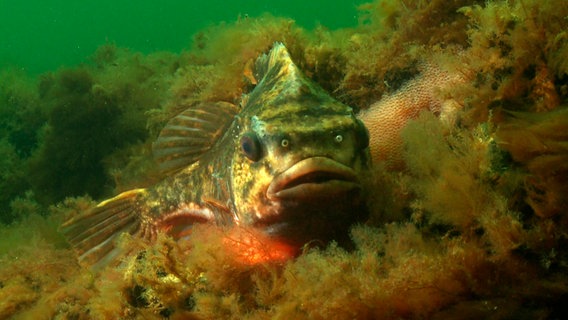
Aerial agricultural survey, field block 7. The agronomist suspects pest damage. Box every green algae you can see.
[0,46,180,222]
[0,0,567,318]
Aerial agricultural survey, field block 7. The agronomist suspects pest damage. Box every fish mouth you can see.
[267,157,361,200]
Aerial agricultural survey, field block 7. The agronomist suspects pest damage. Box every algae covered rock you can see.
[1,0,568,319]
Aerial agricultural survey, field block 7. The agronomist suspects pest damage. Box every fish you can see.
[61,43,371,268]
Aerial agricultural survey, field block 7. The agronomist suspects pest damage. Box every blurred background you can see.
[0,0,366,74]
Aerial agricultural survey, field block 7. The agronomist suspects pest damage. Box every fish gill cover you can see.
[0,0,568,319]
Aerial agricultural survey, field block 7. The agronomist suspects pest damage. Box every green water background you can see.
[1,0,367,74]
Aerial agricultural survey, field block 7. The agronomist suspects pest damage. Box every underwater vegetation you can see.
[0,0,568,318]
[0,46,179,222]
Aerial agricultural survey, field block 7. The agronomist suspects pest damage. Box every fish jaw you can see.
[266,156,361,200]
[254,156,367,247]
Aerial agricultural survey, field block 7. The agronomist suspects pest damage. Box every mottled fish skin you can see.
[61,43,371,268]
[229,46,371,244]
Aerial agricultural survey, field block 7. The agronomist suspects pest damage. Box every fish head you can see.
[230,43,371,247]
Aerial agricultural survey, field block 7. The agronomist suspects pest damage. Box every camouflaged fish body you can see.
[61,43,371,268]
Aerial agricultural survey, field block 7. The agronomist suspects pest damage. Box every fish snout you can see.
[267,156,362,200]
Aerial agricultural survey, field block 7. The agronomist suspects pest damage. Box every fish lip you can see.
[266,157,361,200]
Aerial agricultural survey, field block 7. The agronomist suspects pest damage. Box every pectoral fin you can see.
[152,102,237,175]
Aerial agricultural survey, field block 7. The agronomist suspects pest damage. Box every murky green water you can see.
[0,0,366,74]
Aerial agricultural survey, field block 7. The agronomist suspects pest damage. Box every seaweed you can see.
[0,46,180,217]
[28,67,128,203]
[0,69,44,223]
[1,0,568,318]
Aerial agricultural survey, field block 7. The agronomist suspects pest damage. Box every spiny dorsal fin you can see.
[152,101,237,175]
[253,42,298,84]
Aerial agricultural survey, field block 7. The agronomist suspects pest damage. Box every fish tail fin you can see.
[60,189,149,270]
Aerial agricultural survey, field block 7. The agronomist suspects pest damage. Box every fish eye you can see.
[240,132,262,161]
[335,134,343,143]
[280,138,289,148]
